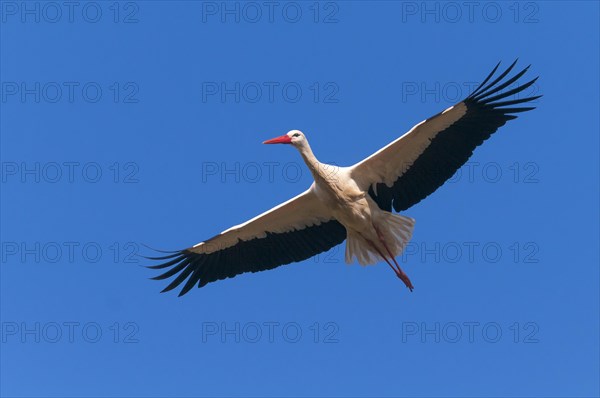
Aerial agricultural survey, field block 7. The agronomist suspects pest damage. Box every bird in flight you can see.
[147,60,540,296]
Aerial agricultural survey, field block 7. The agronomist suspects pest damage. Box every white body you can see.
[302,152,414,266]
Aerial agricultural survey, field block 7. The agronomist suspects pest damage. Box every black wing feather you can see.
[148,220,347,296]
[369,60,540,213]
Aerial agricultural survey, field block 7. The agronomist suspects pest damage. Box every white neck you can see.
[295,140,331,184]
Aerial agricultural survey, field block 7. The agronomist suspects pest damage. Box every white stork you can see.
[147,60,540,296]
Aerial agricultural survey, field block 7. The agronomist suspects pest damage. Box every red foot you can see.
[365,236,414,292]
[396,270,414,292]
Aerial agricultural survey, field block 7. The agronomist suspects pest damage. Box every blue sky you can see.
[1,1,598,397]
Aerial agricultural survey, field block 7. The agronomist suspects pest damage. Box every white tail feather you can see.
[344,213,415,266]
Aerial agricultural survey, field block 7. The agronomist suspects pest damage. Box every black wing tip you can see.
[142,244,213,296]
[160,285,176,294]
[144,253,187,269]
[149,273,173,281]
[465,61,540,113]
[468,60,539,101]
[142,245,199,295]
[140,252,183,261]
[160,280,198,295]
[177,287,194,297]
[140,243,182,254]
[172,269,211,297]
[147,248,210,296]
[467,59,519,99]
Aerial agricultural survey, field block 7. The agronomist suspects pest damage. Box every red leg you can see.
[366,238,413,292]
[365,239,398,274]
[375,228,414,292]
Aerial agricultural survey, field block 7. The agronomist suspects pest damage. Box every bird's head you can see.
[263,130,306,147]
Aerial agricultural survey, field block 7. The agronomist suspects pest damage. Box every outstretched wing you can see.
[351,60,541,212]
[147,187,346,296]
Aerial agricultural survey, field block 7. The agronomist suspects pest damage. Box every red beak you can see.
[263,134,292,144]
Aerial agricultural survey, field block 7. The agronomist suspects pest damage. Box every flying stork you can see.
[147,60,540,296]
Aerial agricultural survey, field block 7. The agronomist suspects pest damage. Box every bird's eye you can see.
[293,133,300,138]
